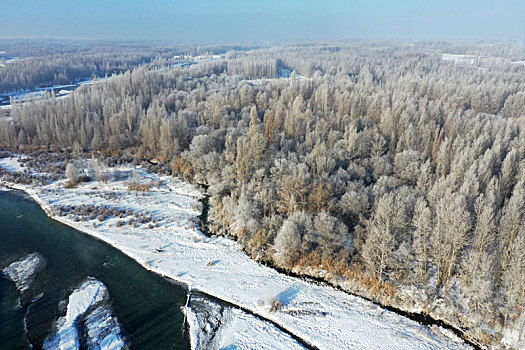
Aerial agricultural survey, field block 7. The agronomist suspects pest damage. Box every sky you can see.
[1,0,524,43]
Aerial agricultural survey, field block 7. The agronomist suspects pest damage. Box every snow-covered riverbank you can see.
[0,156,470,349]
[185,294,305,350]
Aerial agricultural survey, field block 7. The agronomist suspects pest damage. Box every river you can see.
[0,189,190,349]
[0,79,99,108]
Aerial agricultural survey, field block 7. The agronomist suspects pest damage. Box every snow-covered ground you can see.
[0,155,27,172]
[43,278,124,350]
[2,252,45,292]
[442,53,525,67]
[0,157,471,349]
[185,295,305,350]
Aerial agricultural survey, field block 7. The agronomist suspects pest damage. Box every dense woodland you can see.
[0,39,253,94]
[1,41,525,348]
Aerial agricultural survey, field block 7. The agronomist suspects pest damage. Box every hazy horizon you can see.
[2,0,524,43]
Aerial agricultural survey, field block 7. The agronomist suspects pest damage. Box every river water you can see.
[0,189,190,349]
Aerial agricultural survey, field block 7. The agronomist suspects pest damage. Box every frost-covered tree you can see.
[461,191,498,318]
[65,163,79,185]
[273,212,313,266]
[362,193,407,282]
[313,211,349,260]
[394,150,421,186]
[411,197,433,283]
[339,183,370,230]
[431,191,471,292]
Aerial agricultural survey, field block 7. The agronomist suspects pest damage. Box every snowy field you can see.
[0,157,471,349]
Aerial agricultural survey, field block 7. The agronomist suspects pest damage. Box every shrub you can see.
[64,180,77,189]
[268,298,283,312]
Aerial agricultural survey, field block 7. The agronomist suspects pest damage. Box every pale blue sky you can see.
[1,0,524,42]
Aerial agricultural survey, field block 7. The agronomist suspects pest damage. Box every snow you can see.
[442,53,525,68]
[193,55,224,62]
[0,155,49,178]
[0,156,26,173]
[1,159,471,350]
[501,314,525,350]
[2,252,45,292]
[84,303,126,350]
[184,295,222,349]
[0,56,24,65]
[185,295,305,350]
[43,278,124,350]
[509,60,525,66]
[442,53,479,65]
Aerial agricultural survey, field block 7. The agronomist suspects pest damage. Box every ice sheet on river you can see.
[43,278,125,350]
[2,252,45,292]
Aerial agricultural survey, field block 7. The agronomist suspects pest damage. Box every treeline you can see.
[0,40,258,94]
[0,39,100,57]
[0,46,183,94]
[1,41,525,347]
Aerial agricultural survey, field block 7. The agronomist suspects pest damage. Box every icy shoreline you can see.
[0,157,471,349]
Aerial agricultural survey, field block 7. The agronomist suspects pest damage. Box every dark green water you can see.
[0,190,190,349]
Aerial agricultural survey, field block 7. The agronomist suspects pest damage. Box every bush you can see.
[128,182,151,192]
[64,180,77,189]
[268,298,283,312]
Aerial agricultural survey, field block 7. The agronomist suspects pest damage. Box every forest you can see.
[0,39,253,94]
[1,40,524,348]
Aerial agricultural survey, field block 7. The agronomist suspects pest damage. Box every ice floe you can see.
[43,278,125,350]
[2,252,45,292]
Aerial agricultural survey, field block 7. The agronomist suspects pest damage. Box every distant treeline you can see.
[0,40,258,94]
